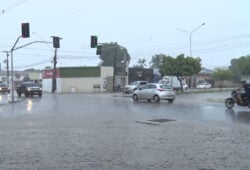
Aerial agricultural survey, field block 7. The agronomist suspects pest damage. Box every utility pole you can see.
[52,47,57,93]
[122,53,127,96]
[2,51,9,86]
[51,36,62,93]
[113,46,117,92]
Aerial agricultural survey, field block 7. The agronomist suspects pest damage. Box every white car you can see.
[124,81,148,94]
[132,83,176,103]
[197,83,212,89]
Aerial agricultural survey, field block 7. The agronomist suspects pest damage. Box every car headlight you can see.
[27,88,31,91]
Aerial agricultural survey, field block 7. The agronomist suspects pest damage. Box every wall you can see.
[42,78,62,93]
[61,77,101,93]
[42,66,113,93]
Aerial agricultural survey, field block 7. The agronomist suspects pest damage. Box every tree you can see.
[150,54,164,69]
[159,54,201,92]
[99,42,130,68]
[229,55,250,82]
[212,67,233,90]
[24,68,40,71]
[134,58,147,68]
[44,66,52,70]
[212,67,232,80]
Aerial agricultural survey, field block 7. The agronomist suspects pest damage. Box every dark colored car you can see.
[0,83,10,94]
[16,82,42,97]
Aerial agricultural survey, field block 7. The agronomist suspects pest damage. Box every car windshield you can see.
[24,83,37,87]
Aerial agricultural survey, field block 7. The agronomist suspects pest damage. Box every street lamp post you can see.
[177,22,205,57]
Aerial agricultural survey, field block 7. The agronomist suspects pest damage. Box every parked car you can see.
[132,83,176,103]
[124,81,148,94]
[0,83,10,93]
[197,82,212,89]
[16,82,42,97]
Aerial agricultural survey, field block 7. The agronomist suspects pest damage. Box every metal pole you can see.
[177,23,205,57]
[113,46,117,92]
[10,36,21,103]
[52,48,57,93]
[6,52,9,86]
[122,53,126,96]
[10,50,15,102]
[189,34,192,57]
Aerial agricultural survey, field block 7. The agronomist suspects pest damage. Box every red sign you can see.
[42,69,60,79]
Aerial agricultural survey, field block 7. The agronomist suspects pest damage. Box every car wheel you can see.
[153,95,160,103]
[39,93,42,97]
[168,99,174,103]
[25,92,29,97]
[132,94,138,102]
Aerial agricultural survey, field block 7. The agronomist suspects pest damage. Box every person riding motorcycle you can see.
[237,80,250,104]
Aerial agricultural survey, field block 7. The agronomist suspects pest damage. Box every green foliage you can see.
[212,67,232,80]
[24,68,40,71]
[150,54,164,69]
[159,54,201,77]
[134,58,147,68]
[229,55,250,82]
[99,42,130,68]
[159,54,201,92]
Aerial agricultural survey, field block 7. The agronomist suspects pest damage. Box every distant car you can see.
[132,83,176,103]
[124,81,148,94]
[0,83,10,93]
[16,82,42,97]
[197,83,212,89]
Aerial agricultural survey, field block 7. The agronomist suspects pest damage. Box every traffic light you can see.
[21,23,30,38]
[96,45,102,55]
[53,36,60,48]
[91,35,98,48]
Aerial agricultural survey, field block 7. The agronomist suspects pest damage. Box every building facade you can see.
[42,66,113,93]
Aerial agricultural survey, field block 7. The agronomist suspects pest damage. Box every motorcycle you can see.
[225,88,250,109]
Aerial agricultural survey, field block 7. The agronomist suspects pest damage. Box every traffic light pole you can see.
[52,48,57,93]
[10,36,22,103]
[9,40,52,103]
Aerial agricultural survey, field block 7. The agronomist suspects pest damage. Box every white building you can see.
[42,66,113,93]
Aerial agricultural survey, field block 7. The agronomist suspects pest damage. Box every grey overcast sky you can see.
[0,0,250,70]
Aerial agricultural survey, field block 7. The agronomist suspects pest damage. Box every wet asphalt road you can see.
[0,92,250,169]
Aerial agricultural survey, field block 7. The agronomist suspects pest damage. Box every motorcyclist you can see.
[237,80,250,104]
